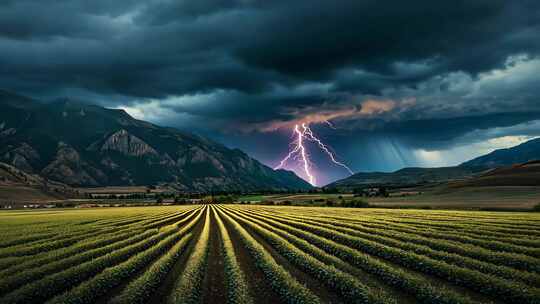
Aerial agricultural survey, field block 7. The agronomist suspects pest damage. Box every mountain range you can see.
[0,90,312,192]
[327,137,540,190]
[460,138,540,168]
[2,89,539,194]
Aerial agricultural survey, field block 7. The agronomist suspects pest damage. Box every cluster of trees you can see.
[169,194,237,205]
[83,187,337,201]
[251,198,370,208]
[208,189,321,195]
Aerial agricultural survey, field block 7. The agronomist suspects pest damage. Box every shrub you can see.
[342,199,370,208]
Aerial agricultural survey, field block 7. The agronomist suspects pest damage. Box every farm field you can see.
[235,187,540,210]
[367,186,540,210]
[0,205,539,304]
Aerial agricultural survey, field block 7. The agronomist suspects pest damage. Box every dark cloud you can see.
[1,0,540,180]
[2,0,539,97]
[0,1,142,40]
[136,0,256,24]
[234,1,540,79]
[378,112,540,149]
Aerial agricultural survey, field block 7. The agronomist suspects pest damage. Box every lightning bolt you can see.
[275,140,300,170]
[301,123,354,175]
[274,122,353,185]
[275,125,315,185]
[295,124,315,185]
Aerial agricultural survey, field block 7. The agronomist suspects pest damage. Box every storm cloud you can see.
[1,0,540,184]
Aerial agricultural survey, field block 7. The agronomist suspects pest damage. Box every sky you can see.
[1,1,540,185]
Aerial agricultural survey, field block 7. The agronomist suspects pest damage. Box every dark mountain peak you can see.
[51,96,97,108]
[325,165,481,189]
[42,141,105,186]
[100,129,158,157]
[328,137,540,189]
[0,89,40,109]
[49,97,133,119]
[0,91,311,191]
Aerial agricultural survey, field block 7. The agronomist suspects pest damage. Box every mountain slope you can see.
[326,166,484,190]
[327,137,540,190]
[449,160,540,188]
[0,90,311,192]
[460,137,540,167]
[0,162,76,202]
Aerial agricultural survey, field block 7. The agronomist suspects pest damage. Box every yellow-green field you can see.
[237,187,540,210]
[0,205,539,304]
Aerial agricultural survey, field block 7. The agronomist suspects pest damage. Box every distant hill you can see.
[460,137,540,167]
[326,137,540,190]
[449,160,540,188]
[325,166,484,190]
[0,90,312,192]
[0,162,75,202]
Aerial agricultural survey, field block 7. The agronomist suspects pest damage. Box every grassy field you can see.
[235,187,540,210]
[0,205,539,304]
[368,186,540,210]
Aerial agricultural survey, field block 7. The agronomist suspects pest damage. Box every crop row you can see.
[261,210,540,273]
[0,220,153,259]
[0,232,59,249]
[0,207,198,273]
[0,227,146,278]
[94,210,174,227]
[378,213,540,228]
[0,228,105,258]
[230,207,474,304]
[288,213,540,251]
[347,218,540,257]
[241,208,540,304]
[262,207,540,240]
[219,208,322,304]
[142,207,201,229]
[213,208,254,304]
[168,208,211,304]
[219,207,390,304]
[45,210,203,304]
[0,209,204,304]
[271,212,540,282]
[324,208,539,222]
[109,209,205,304]
[258,208,540,244]
[378,217,540,238]
[0,228,158,299]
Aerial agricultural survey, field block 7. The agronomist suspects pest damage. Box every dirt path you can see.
[90,208,201,304]
[201,208,227,304]
[235,206,507,304]
[231,207,416,303]
[221,210,283,304]
[147,208,207,303]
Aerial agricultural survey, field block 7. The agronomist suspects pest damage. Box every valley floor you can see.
[0,205,539,304]
[367,186,540,210]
